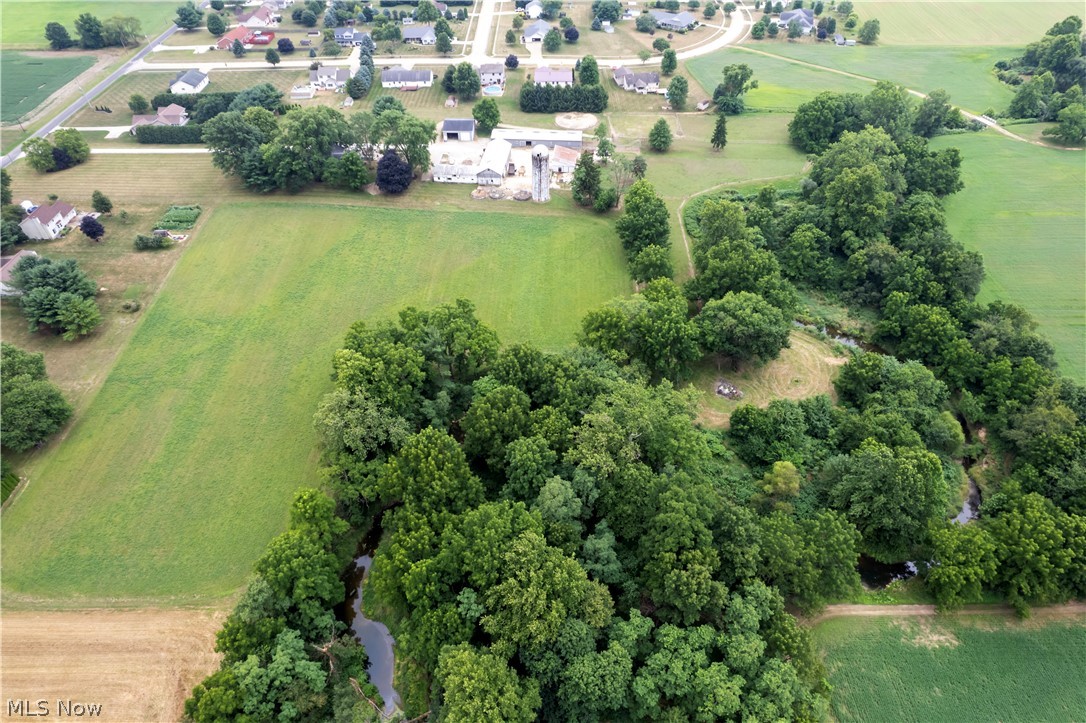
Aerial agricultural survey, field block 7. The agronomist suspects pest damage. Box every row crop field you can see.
[0,0,180,48]
[0,199,630,603]
[813,614,1086,722]
[0,51,94,122]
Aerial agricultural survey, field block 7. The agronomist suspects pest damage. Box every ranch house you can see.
[522,20,552,42]
[381,67,435,89]
[777,8,815,34]
[533,66,573,87]
[612,66,659,93]
[650,10,697,31]
[216,26,251,50]
[130,104,189,133]
[402,25,437,44]
[238,4,278,27]
[170,69,209,94]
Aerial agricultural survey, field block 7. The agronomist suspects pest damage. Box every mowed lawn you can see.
[1,202,630,602]
[931,132,1085,383]
[813,615,1086,722]
[0,0,180,48]
[853,0,1085,46]
[0,52,94,122]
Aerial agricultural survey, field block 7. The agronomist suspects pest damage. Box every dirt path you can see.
[806,602,1086,626]
[1,608,225,722]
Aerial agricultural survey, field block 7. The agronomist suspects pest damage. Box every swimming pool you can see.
[483,84,503,96]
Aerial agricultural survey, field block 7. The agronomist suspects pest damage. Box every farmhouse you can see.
[491,127,582,149]
[170,69,209,95]
[442,118,476,141]
[524,0,544,19]
[238,4,278,27]
[478,63,505,86]
[18,202,76,241]
[522,20,552,42]
[0,249,39,296]
[477,139,512,185]
[533,66,573,87]
[431,163,478,184]
[334,26,371,46]
[612,66,659,93]
[778,8,815,34]
[402,25,437,44]
[310,66,350,89]
[216,26,251,50]
[130,104,190,133]
[549,144,580,173]
[650,10,697,31]
[381,67,435,89]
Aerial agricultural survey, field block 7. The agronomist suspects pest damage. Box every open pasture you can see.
[813,614,1086,722]
[0,199,630,602]
[853,0,1085,46]
[931,131,1085,383]
[0,51,94,122]
[0,0,180,48]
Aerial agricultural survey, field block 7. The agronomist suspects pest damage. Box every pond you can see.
[793,321,884,353]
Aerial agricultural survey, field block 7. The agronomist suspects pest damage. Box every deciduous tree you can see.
[648,118,672,151]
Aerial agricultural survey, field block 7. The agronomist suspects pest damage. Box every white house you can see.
[381,67,435,88]
[612,66,659,93]
[521,19,551,42]
[239,4,278,27]
[0,249,39,297]
[170,69,209,95]
[310,66,350,89]
[650,10,697,31]
[524,0,544,19]
[477,138,512,185]
[18,202,76,241]
[333,26,371,46]
[533,66,573,87]
[478,63,505,86]
[402,25,437,44]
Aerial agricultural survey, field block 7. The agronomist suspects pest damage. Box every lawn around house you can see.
[0,52,95,122]
[813,614,1086,723]
[0,0,180,48]
[0,201,630,602]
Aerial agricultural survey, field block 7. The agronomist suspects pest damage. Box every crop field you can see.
[813,614,1086,722]
[930,132,1085,383]
[0,200,630,602]
[0,0,180,48]
[751,43,1014,113]
[853,0,1085,46]
[0,52,95,122]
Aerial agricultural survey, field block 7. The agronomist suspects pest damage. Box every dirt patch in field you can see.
[554,112,598,130]
[894,618,960,649]
[1,608,224,722]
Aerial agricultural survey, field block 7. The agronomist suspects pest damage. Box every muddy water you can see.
[954,475,981,524]
[341,553,400,717]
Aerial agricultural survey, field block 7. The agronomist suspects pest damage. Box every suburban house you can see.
[435,1,449,13]
[0,249,39,297]
[778,8,815,34]
[310,66,350,89]
[333,26,370,46]
[381,67,435,89]
[170,69,209,94]
[521,19,551,42]
[477,139,512,185]
[238,4,278,27]
[524,0,544,19]
[402,25,437,44]
[650,10,697,31]
[491,127,582,149]
[533,66,573,87]
[612,66,659,93]
[18,202,76,241]
[478,63,505,86]
[441,118,476,141]
[431,163,478,184]
[130,104,190,133]
[549,144,579,173]
[216,26,251,50]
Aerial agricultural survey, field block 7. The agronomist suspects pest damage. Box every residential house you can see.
[549,144,579,173]
[612,66,659,93]
[216,25,251,50]
[239,4,278,27]
[478,63,505,86]
[333,26,371,46]
[777,8,815,34]
[435,1,450,13]
[441,118,476,141]
[521,19,551,42]
[491,127,582,149]
[381,67,435,88]
[130,104,190,133]
[431,163,478,183]
[402,25,437,44]
[650,10,697,31]
[524,0,544,19]
[533,66,573,86]
[18,202,76,241]
[0,249,39,296]
[170,69,209,95]
[477,138,512,185]
[310,66,350,89]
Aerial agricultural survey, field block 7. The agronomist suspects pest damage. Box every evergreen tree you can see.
[571,151,601,206]
[711,112,728,149]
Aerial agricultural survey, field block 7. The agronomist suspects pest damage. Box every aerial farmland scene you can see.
[0,0,1083,719]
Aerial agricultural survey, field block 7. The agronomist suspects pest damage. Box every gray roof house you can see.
[612,66,659,93]
[170,69,209,94]
[381,67,435,88]
[534,66,573,86]
[650,10,697,31]
[402,25,437,44]
[478,63,505,86]
[334,26,371,46]
[310,66,350,89]
[522,19,552,42]
[442,118,476,141]
[778,8,815,33]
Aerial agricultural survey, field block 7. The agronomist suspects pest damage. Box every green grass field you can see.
[0,51,94,122]
[813,615,1086,722]
[853,0,1085,46]
[0,201,630,603]
[931,132,1085,383]
[0,0,180,48]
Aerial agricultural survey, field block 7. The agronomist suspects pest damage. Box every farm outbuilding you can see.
[477,139,512,185]
[491,127,583,150]
[441,118,476,141]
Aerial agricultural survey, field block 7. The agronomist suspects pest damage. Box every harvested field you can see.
[0,608,223,722]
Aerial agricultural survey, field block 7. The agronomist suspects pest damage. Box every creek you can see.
[792,321,884,353]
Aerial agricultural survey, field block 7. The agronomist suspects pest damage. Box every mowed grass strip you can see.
[813,615,1086,722]
[0,52,95,122]
[853,0,1085,46]
[0,202,629,602]
[930,132,1085,383]
[0,0,180,48]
